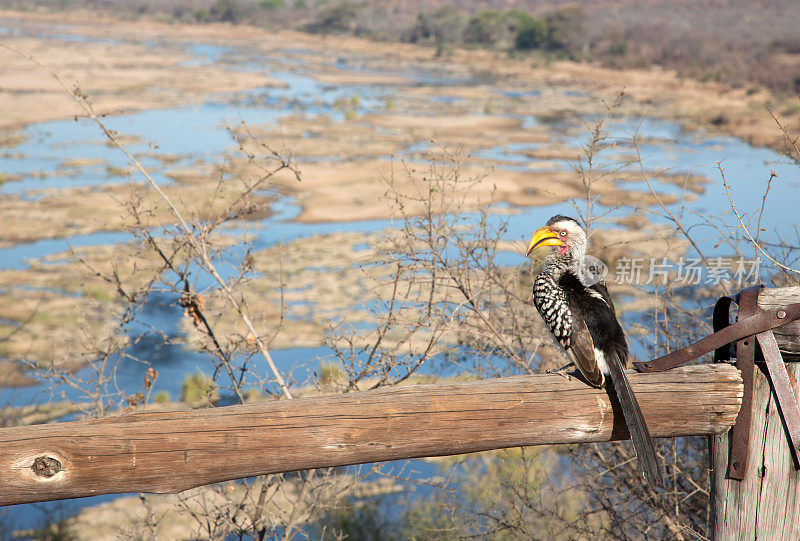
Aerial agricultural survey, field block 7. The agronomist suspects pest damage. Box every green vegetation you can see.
[243,387,263,401]
[408,7,467,56]
[105,165,128,177]
[405,6,584,56]
[304,1,363,35]
[209,0,248,23]
[463,9,509,47]
[402,447,606,539]
[333,94,361,120]
[309,496,401,540]
[0,131,27,148]
[307,448,607,539]
[19,514,78,541]
[259,0,286,10]
[190,0,254,23]
[318,361,346,387]
[191,8,209,22]
[542,6,584,53]
[180,371,218,405]
[84,284,115,302]
[511,11,550,51]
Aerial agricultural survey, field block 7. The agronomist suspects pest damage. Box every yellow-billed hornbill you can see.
[526,215,662,487]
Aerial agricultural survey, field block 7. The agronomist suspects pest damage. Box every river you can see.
[1,18,798,536]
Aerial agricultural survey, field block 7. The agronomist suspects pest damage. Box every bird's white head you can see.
[525,215,588,266]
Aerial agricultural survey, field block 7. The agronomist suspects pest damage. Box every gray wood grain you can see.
[711,363,800,540]
[759,286,800,360]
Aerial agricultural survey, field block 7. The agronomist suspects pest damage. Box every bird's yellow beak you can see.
[526,225,564,257]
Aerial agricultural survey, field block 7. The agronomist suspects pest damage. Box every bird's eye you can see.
[559,230,567,236]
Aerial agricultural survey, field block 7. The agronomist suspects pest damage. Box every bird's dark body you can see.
[528,215,662,486]
[559,273,628,368]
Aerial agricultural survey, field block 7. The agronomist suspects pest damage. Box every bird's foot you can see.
[545,362,575,380]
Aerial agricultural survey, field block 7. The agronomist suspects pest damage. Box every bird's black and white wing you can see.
[565,316,604,388]
[533,272,603,387]
[532,272,572,347]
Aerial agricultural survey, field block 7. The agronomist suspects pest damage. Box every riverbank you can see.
[1,9,795,153]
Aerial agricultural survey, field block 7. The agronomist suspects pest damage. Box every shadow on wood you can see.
[0,364,742,506]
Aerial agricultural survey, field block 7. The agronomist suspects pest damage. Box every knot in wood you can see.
[32,456,61,477]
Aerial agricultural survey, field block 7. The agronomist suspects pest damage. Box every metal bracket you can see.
[720,286,760,479]
[633,285,800,480]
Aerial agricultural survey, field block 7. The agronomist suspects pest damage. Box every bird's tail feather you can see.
[606,352,663,487]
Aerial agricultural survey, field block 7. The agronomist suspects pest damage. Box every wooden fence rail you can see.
[0,364,741,506]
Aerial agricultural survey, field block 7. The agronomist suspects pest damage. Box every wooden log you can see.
[758,286,800,360]
[711,362,800,540]
[0,364,741,506]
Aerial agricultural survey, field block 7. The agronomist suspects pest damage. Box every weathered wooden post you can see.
[710,287,800,540]
[633,285,800,540]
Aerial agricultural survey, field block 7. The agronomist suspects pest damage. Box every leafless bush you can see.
[0,47,408,538]
[325,147,565,394]
[385,95,800,541]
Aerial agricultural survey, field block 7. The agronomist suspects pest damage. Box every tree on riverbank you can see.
[6,1,800,93]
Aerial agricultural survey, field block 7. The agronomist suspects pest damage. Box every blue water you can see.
[1,20,799,533]
[2,45,795,405]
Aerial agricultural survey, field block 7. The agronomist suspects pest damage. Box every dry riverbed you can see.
[0,9,769,387]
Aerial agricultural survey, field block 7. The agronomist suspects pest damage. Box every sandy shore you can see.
[0,12,284,128]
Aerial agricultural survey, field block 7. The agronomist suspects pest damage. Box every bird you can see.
[526,214,662,487]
